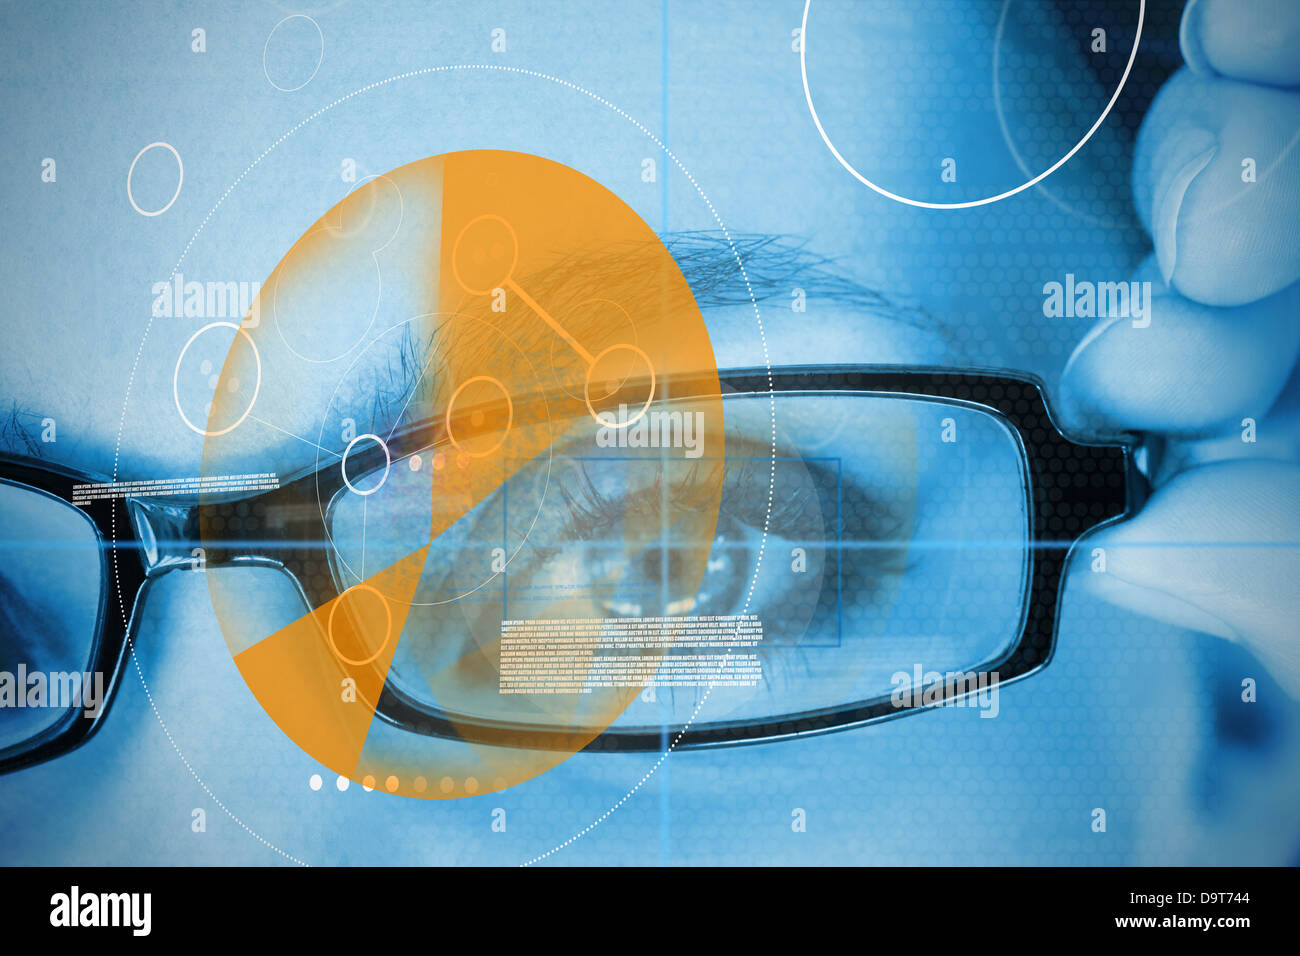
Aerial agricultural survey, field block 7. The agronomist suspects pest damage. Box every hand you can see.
[1058,0,1300,693]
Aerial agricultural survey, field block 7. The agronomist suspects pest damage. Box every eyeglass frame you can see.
[0,365,1144,773]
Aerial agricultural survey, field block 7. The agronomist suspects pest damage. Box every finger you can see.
[1057,256,1300,439]
[1132,69,1300,306]
[1152,361,1300,483]
[1075,459,1300,695]
[1181,0,1300,87]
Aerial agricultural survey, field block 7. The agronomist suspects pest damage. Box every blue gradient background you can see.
[0,0,1296,865]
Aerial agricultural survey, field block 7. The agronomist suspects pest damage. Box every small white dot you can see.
[336,775,350,791]
[208,374,220,389]
[409,454,422,471]
[309,773,322,791]
[199,359,213,376]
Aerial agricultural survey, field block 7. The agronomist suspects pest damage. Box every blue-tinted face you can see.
[1,0,1297,865]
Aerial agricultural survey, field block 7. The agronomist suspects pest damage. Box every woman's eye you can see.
[489,448,900,666]
[682,516,753,617]
[324,391,1030,735]
[552,512,754,620]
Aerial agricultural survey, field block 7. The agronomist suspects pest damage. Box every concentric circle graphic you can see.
[199,150,726,799]
[799,0,1146,209]
[108,66,778,867]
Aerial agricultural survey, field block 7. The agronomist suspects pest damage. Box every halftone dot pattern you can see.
[993,0,1144,226]
[103,62,783,866]
[512,594,1195,866]
[804,0,1187,392]
[803,0,1145,208]
[10,0,1271,868]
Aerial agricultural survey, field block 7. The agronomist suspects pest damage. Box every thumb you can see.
[1056,256,1300,440]
[1132,69,1300,306]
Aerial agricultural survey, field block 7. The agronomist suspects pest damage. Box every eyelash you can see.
[557,460,725,541]
[552,456,842,549]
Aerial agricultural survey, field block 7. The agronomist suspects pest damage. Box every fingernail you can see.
[1178,0,1216,77]
[1152,128,1217,285]
[1057,315,1126,437]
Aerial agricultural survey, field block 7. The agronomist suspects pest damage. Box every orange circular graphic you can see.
[450,214,519,296]
[326,584,393,667]
[198,150,723,798]
[444,375,514,458]
[584,343,656,428]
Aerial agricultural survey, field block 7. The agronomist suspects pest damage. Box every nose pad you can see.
[153,563,314,657]
[94,565,326,786]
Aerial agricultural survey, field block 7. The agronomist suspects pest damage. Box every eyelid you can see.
[384,412,895,547]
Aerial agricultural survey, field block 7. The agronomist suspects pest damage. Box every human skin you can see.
[0,0,1296,865]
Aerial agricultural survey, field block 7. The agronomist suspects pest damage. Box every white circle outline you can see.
[172,321,261,436]
[126,142,184,217]
[263,14,325,93]
[799,0,1146,209]
[340,432,391,496]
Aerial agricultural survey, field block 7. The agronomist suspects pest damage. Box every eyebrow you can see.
[348,230,942,438]
[663,230,924,313]
[0,403,45,458]
[0,232,942,461]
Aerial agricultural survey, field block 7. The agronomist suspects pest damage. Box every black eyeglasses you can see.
[0,365,1142,776]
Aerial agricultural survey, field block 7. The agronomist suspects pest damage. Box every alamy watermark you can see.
[594,404,706,459]
[0,665,105,718]
[1042,273,1152,328]
[890,664,1000,718]
[151,273,261,323]
[50,886,151,936]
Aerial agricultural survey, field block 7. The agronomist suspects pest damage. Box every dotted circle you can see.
[108,65,777,869]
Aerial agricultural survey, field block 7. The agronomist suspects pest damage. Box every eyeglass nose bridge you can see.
[125,496,303,579]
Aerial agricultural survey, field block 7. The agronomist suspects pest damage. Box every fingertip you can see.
[1149,127,1218,286]
[1057,268,1300,440]
[1182,0,1300,87]
[1178,0,1216,79]
[1075,541,1238,640]
[1057,313,1139,438]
